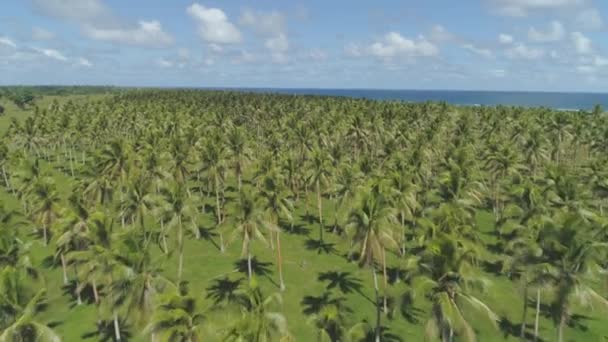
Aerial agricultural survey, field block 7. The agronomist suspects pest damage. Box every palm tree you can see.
[199,139,227,251]
[0,267,59,342]
[259,170,293,291]
[156,183,196,281]
[29,177,61,245]
[346,183,398,342]
[228,189,272,282]
[308,148,332,242]
[539,213,608,342]
[224,282,289,342]
[146,282,205,342]
[227,125,250,192]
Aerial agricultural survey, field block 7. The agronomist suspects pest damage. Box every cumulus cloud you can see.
[158,58,173,68]
[499,33,514,44]
[187,3,242,44]
[506,43,545,59]
[575,9,602,30]
[31,0,112,25]
[265,33,289,63]
[571,31,592,54]
[429,25,453,42]
[0,36,17,49]
[366,32,439,59]
[490,0,584,16]
[33,47,68,61]
[528,21,564,42]
[77,57,93,67]
[32,27,55,40]
[32,0,172,47]
[84,20,173,47]
[462,44,494,58]
[239,9,286,36]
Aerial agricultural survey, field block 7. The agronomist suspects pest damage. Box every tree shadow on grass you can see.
[279,219,310,236]
[206,277,243,307]
[359,322,403,342]
[192,224,221,251]
[317,270,375,305]
[234,257,279,288]
[304,239,337,255]
[498,316,545,342]
[301,291,352,316]
[62,280,98,308]
[81,318,132,342]
[300,213,318,225]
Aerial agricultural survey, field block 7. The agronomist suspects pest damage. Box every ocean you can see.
[224,88,608,111]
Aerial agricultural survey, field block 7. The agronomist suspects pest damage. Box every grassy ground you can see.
[2,95,608,341]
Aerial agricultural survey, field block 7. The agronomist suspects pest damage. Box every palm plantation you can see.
[0,87,606,341]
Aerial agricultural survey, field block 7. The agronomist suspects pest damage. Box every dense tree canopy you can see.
[0,89,607,341]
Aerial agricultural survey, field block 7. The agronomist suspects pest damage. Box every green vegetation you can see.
[0,88,607,341]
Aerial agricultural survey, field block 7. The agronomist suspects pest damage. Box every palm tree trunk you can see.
[60,253,69,285]
[247,243,253,281]
[534,288,540,342]
[520,280,528,340]
[2,165,12,193]
[215,175,225,253]
[42,222,48,246]
[113,311,121,341]
[178,217,184,281]
[372,266,381,342]
[558,309,566,342]
[277,230,285,291]
[92,279,100,304]
[316,180,323,242]
[382,247,388,314]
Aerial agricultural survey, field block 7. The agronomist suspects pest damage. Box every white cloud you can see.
[34,47,68,61]
[571,31,592,54]
[158,58,173,68]
[366,32,439,59]
[575,9,602,30]
[490,0,584,16]
[208,43,223,53]
[84,20,173,47]
[429,25,453,42]
[31,0,111,24]
[506,43,545,59]
[239,9,286,36]
[32,0,172,47]
[499,33,514,44]
[187,3,242,44]
[232,50,256,64]
[344,43,363,57]
[265,33,289,64]
[592,55,608,67]
[77,57,93,67]
[462,44,494,58]
[265,33,289,52]
[32,27,55,40]
[528,21,564,42]
[0,36,17,49]
[308,48,328,61]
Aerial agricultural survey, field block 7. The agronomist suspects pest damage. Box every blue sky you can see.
[1,0,607,91]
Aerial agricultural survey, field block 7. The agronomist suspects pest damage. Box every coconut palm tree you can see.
[29,177,61,246]
[146,282,205,342]
[0,267,59,342]
[228,189,272,282]
[224,282,289,342]
[156,183,196,281]
[346,183,398,342]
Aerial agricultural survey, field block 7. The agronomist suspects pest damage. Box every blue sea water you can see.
[222,88,608,111]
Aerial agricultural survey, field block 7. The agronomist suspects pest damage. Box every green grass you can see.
[2,95,608,341]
